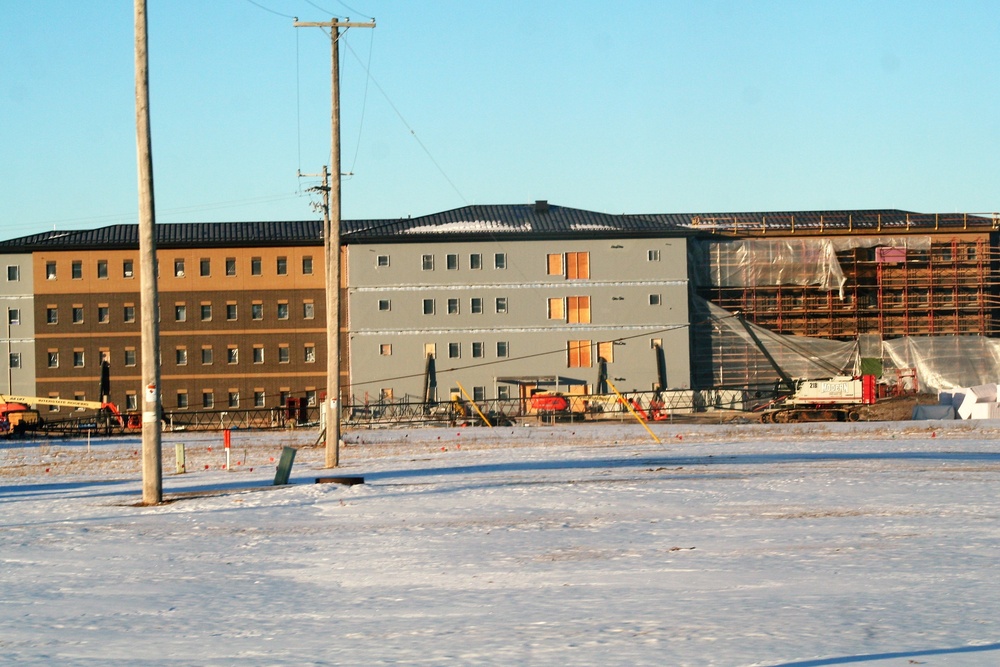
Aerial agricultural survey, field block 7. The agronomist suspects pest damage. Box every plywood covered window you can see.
[567,340,592,368]
[567,296,591,323]
[547,297,564,320]
[547,254,563,276]
[565,252,590,279]
[597,341,614,363]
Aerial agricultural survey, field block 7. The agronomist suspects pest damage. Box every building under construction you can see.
[683,209,1000,391]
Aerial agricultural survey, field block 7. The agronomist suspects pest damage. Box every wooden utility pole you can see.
[294,17,375,468]
[135,0,162,504]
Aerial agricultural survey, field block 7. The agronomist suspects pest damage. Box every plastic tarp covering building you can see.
[691,298,1000,394]
[690,297,858,388]
[882,336,1000,394]
[689,236,933,298]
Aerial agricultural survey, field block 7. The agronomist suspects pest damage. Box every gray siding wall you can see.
[347,237,690,401]
[1,253,36,395]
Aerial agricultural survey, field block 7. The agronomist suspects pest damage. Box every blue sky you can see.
[1,1,998,240]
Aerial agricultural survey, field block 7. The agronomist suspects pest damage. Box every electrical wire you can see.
[346,322,695,391]
[242,0,297,19]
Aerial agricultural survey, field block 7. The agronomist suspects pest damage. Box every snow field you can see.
[1,421,999,666]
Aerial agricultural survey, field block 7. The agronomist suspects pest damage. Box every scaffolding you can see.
[693,233,1000,340]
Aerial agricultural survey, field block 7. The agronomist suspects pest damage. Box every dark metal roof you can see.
[0,221,323,251]
[2,205,996,252]
[340,203,690,242]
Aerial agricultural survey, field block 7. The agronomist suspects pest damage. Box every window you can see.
[73,350,85,368]
[226,303,237,321]
[422,254,434,271]
[7,308,19,325]
[447,298,460,315]
[124,349,136,366]
[446,254,458,270]
[304,344,316,363]
[228,391,240,408]
[4,265,17,281]
[174,259,185,277]
[200,258,211,276]
[648,249,661,262]
[497,341,509,357]
[72,306,84,324]
[470,253,482,270]
[276,257,288,275]
[123,260,134,278]
[568,340,592,368]
[225,258,236,276]
[48,395,61,412]
[124,305,136,323]
[423,299,435,315]
[46,262,56,280]
[305,390,317,407]
[567,296,591,324]
[97,306,109,324]
[376,254,390,267]
[175,304,187,322]
[302,256,313,275]
[471,297,483,314]
[251,257,262,276]
[71,261,82,279]
[598,341,615,363]
[278,345,290,363]
[203,391,214,409]
[200,304,212,321]
[176,392,189,409]
[48,351,59,368]
[227,347,238,365]
[495,297,508,313]
[176,348,188,365]
[253,346,264,364]
[378,299,391,312]
[497,385,510,400]
[547,254,563,276]
[254,391,266,407]
[472,342,484,358]
[124,393,138,411]
[46,307,58,324]
[9,352,21,369]
[303,301,315,319]
[548,298,565,320]
[649,293,661,306]
[277,302,289,320]
[424,343,437,358]
[494,253,506,269]
[73,393,87,411]
[201,347,213,365]
[252,302,263,320]
[380,343,392,356]
[97,260,108,279]
[473,386,486,401]
[566,252,590,279]
[448,342,461,359]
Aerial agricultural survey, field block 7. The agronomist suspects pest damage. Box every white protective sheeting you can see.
[691,236,933,298]
[883,337,1000,394]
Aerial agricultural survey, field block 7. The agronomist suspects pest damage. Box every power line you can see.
[341,37,469,206]
[242,0,297,19]
[346,323,695,391]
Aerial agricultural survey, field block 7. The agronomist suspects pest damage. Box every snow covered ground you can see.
[2,420,1000,666]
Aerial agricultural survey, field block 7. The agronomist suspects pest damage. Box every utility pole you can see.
[135,0,162,504]
[294,17,375,468]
